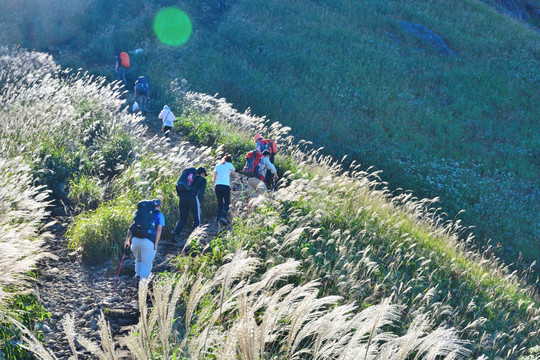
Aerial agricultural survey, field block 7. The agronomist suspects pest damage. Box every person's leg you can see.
[173,198,189,234]
[119,67,127,87]
[130,237,143,277]
[215,185,224,220]
[190,196,201,229]
[265,170,273,189]
[163,125,172,138]
[222,185,231,219]
[138,239,156,280]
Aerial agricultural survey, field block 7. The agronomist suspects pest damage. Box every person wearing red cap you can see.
[254,134,264,153]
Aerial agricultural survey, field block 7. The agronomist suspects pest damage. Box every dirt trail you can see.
[35,101,245,359]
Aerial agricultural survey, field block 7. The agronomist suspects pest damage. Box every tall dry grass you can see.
[19,254,471,359]
[168,89,540,358]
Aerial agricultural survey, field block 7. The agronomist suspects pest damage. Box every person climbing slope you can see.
[134,76,150,111]
[213,154,239,225]
[172,167,207,242]
[158,105,176,139]
[244,149,278,198]
[115,52,129,87]
[124,199,164,283]
[254,133,278,189]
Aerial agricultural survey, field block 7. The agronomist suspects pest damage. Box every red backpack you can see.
[260,139,277,155]
[243,150,265,180]
[119,52,130,69]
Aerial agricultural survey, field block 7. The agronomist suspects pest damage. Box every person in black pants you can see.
[172,167,207,241]
[213,154,238,225]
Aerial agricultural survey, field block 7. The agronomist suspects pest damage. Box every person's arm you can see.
[265,158,278,178]
[124,229,132,249]
[213,170,218,189]
[158,111,163,120]
[134,88,137,98]
[154,225,162,250]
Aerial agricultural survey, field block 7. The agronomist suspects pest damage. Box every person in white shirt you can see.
[247,150,278,198]
[213,154,239,225]
[158,105,176,138]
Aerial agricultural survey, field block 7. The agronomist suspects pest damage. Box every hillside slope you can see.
[1,47,539,359]
[169,0,540,267]
[0,0,538,269]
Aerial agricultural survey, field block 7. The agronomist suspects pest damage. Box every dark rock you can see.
[399,20,456,55]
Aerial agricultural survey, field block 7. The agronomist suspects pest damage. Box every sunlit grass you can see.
[2,46,539,359]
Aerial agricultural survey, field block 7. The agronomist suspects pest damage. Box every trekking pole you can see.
[240,178,245,202]
[112,250,127,295]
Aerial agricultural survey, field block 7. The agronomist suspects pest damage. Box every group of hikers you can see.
[114,50,281,285]
[115,51,150,112]
[116,51,177,140]
[123,134,279,284]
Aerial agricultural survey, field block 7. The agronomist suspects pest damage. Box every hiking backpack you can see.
[119,52,130,69]
[135,76,149,94]
[176,167,197,194]
[243,150,265,180]
[259,139,278,156]
[129,200,157,240]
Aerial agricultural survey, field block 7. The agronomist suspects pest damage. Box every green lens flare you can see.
[153,7,192,46]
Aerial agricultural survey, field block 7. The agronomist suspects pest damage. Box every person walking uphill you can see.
[115,52,129,87]
[213,154,239,225]
[158,105,176,139]
[245,150,278,198]
[124,199,165,282]
[172,167,207,241]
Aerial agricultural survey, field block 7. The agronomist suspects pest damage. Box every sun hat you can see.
[254,134,263,142]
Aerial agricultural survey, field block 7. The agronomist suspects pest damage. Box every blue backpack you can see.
[135,76,149,94]
[129,200,157,241]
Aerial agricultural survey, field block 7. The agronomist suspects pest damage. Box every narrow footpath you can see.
[35,103,242,359]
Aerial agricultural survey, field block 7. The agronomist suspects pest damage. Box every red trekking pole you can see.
[112,250,127,295]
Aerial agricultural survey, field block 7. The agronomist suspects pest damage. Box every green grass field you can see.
[169,0,540,266]
[1,43,539,359]
[7,0,534,266]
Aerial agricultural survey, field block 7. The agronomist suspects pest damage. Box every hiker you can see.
[172,167,207,241]
[115,52,129,87]
[213,154,239,225]
[134,76,150,111]
[246,150,278,198]
[124,199,164,282]
[254,134,277,163]
[254,134,278,189]
[158,105,176,138]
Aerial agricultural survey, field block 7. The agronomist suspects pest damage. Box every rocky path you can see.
[35,103,244,358]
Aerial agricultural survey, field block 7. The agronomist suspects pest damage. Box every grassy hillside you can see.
[170,0,540,266]
[2,47,539,359]
[1,0,536,268]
